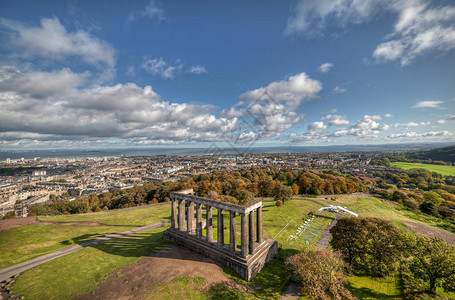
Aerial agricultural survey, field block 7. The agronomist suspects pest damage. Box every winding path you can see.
[0,220,169,282]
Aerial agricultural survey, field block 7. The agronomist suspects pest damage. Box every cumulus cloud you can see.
[436,119,446,124]
[412,100,443,109]
[285,0,455,65]
[0,66,236,145]
[331,115,388,138]
[141,57,207,79]
[0,17,116,76]
[333,86,346,94]
[321,114,350,126]
[384,113,393,118]
[319,62,334,72]
[308,121,327,132]
[223,72,322,134]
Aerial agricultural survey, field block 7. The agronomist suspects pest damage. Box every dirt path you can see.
[0,217,52,233]
[403,221,455,245]
[74,244,255,300]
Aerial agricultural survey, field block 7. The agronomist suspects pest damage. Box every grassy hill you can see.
[390,161,455,176]
[390,145,455,164]
[3,195,455,299]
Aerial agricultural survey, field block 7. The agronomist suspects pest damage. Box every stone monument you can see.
[163,189,278,281]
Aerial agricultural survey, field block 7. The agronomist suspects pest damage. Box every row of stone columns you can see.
[171,197,263,257]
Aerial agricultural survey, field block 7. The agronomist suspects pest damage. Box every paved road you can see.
[0,220,169,282]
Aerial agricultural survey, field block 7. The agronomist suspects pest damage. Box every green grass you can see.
[38,203,170,226]
[11,227,170,300]
[390,162,455,176]
[0,224,133,268]
[12,195,454,299]
[316,195,455,234]
[346,274,402,299]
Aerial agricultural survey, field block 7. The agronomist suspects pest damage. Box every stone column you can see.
[229,211,236,251]
[241,213,248,257]
[249,210,255,254]
[171,198,178,229]
[206,205,213,242]
[178,199,185,231]
[196,203,202,238]
[217,208,224,246]
[256,206,263,243]
[187,201,194,234]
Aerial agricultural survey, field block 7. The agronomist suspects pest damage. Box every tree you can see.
[273,184,293,203]
[402,237,455,295]
[286,248,354,300]
[291,183,299,196]
[330,217,402,277]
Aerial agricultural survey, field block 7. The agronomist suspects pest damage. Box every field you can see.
[4,195,454,299]
[0,224,133,268]
[390,161,455,176]
[38,203,171,226]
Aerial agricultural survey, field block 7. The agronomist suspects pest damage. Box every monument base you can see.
[163,228,278,281]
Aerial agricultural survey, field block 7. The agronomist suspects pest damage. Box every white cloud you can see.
[128,0,166,24]
[331,114,388,138]
[384,113,393,118]
[388,130,452,139]
[308,121,327,132]
[141,58,207,79]
[319,62,334,72]
[321,114,350,126]
[0,17,116,74]
[0,66,236,144]
[189,65,208,74]
[412,100,443,109]
[225,72,322,134]
[285,0,455,65]
[333,86,346,94]
[436,119,446,124]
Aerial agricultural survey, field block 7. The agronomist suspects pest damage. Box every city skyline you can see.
[1,0,455,150]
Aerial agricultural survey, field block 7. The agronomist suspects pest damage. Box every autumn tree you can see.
[291,183,299,196]
[287,248,355,300]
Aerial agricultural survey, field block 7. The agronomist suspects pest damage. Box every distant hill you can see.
[410,145,455,163]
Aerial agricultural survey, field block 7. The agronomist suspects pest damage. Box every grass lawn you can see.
[0,224,133,268]
[346,274,402,299]
[390,162,455,176]
[11,195,453,299]
[11,227,171,300]
[38,203,170,226]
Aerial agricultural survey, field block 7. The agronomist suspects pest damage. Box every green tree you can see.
[287,248,354,300]
[330,217,402,277]
[272,184,293,203]
[402,236,455,295]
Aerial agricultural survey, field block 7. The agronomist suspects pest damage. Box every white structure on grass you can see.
[317,205,358,217]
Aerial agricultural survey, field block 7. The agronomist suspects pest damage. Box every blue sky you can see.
[0,0,454,150]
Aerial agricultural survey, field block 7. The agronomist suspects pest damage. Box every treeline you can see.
[29,168,368,216]
[330,217,455,298]
[286,217,455,299]
[371,168,455,225]
[373,145,455,165]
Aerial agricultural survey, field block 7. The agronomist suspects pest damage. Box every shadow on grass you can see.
[346,284,401,299]
[59,227,171,258]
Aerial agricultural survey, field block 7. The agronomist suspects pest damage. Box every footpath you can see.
[0,220,169,282]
